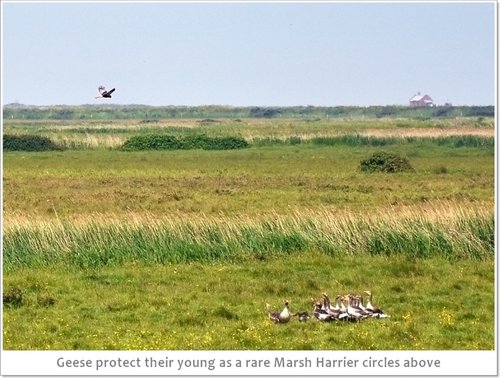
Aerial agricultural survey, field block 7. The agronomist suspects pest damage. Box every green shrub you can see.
[360,151,413,173]
[3,286,24,308]
[121,135,182,150]
[3,134,63,151]
[121,134,248,151]
[196,136,248,150]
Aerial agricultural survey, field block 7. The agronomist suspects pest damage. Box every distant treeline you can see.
[3,104,494,120]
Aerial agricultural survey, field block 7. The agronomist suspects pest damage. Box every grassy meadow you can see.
[2,116,495,350]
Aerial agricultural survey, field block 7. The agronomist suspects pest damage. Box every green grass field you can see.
[3,144,493,216]
[3,254,494,350]
[2,116,495,350]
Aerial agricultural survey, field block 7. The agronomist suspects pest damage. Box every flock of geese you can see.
[266,291,390,324]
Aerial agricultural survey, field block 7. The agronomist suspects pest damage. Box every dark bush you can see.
[360,152,413,173]
[196,136,248,150]
[3,134,63,151]
[3,286,24,308]
[121,134,248,151]
[121,135,182,150]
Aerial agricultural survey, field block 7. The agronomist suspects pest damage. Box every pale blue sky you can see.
[2,2,495,106]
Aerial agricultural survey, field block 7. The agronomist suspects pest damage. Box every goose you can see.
[266,301,291,323]
[336,295,355,321]
[364,290,390,318]
[354,295,377,317]
[344,295,370,322]
[313,301,336,321]
[95,86,116,99]
[353,295,374,317]
[335,294,352,320]
[322,293,349,320]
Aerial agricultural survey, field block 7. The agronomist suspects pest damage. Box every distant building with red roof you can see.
[409,92,434,107]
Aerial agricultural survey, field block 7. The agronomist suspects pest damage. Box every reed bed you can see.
[4,203,493,270]
[359,127,494,138]
[53,135,125,149]
[246,127,494,142]
[252,134,494,148]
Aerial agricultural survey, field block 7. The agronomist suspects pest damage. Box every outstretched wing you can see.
[107,88,116,95]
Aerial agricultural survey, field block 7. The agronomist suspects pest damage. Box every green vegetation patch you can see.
[3,134,63,151]
[3,286,24,308]
[360,152,413,173]
[121,134,249,151]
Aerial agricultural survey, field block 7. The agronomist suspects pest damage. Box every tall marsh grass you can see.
[252,135,494,148]
[3,203,493,270]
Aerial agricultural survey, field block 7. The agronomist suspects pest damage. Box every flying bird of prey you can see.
[95,86,115,98]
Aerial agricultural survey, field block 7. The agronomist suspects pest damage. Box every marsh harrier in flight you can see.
[95,86,115,98]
